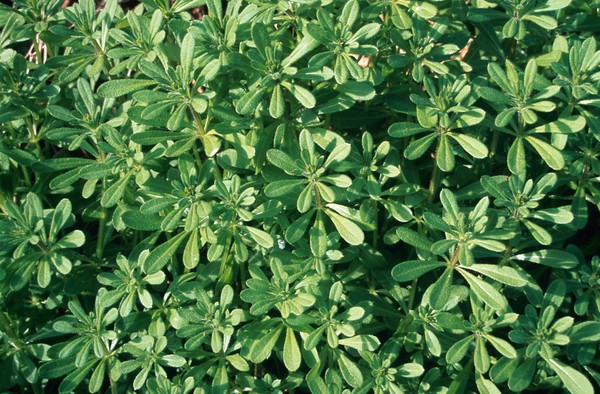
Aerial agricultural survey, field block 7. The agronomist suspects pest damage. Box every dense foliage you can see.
[0,0,599,392]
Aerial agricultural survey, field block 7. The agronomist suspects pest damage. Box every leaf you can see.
[463,264,528,287]
[525,136,565,170]
[269,84,285,119]
[388,122,429,138]
[485,335,517,358]
[337,352,363,387]
[244,226,274,249]
[338,335,380,351]
[282,82,316,108]
[429,268,453,310]
[437,135,455,172]
[248,326,283,363]
[451,134,489,159]
[569,322,600,344]
[404,133,437,160]
[546,358,594,394]
[531,116,586,134]
[460,269,507,311]
[97,79,157,98]
[335,81,376,100]
[507,137,526,174]
[446,335,473,364]
[122,210,162,231]
[144,231,189,274]
[39,357,77,379]
[511,249,578,269]
[391,260,444,282]
[283,328,301,371]
[522,14,557,29]
[101,171,134,208]
[183,229,200,269]
[180,32,195,83]
[235,86,267,115]
[264,179,305,197]
[326,210,364,245]
[323,142,351,169]
[393,227,433,250]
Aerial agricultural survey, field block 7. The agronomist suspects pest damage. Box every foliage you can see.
[0,0,599,392]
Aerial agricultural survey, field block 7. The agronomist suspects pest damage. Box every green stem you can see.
[428,161,439,203]
[408,278,418,310]
[490,129,500,159]
[0,312,24,349]
[97,180,107,261]
[372,199,379,249]
[32,36,43,63]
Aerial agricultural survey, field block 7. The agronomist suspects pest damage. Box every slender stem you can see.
[372,199,379,249]
[32,35,43,64]
[428,161,439,203]
[408,278,418,310]
[449,245,461,268]
[190,106,206,137]
[97,180,107,260]
[490,129,500,159]
[0,312,24,349]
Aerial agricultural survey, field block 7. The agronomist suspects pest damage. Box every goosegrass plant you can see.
[0,0,599,392]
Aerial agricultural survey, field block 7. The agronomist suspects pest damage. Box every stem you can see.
[428,161,439,203]
[490,129,500,159]
[449,245,461,268]
[97,179,107,261]
[0,312,24,349]
[372,199,379,249]
[33,35,43,64]
[408,278,418,310]
[190,106,206,137]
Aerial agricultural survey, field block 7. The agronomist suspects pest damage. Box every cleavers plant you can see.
[0,0,599,392]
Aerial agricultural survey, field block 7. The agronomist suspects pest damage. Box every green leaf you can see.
[338,335,380,351]
[335,81,376,100]
[446,335,473,364]
[522,14,557,30]
[463,264,528,287]
[59,358,98,393]
[144,231,189,274]
[393,227,434,251]
[180,32,195,83]
[512,250,579,269]
[326,210,364,246]
[429,268,453,310]
[283,327,301,371]
[530,116,586,134]
[244,226,274,249]
[337,352,363,388]
[264,179,306,198]
[546,358,594,394]
[183,229,200,269]
[391,260,444,282]
[485,335,517,358]
[525,136,565,170]
[388,122,429,138]
[97,79,157,98]
[507,137,526,174]
[451,134,488,159]
[569,322,600,344]
[282,82,316,108]
[101,171,134,208]
[404,133,437,160]
[437,135,455,172]
[460,269,507,311]
[236,86,267,115]
[269,84,285,119]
